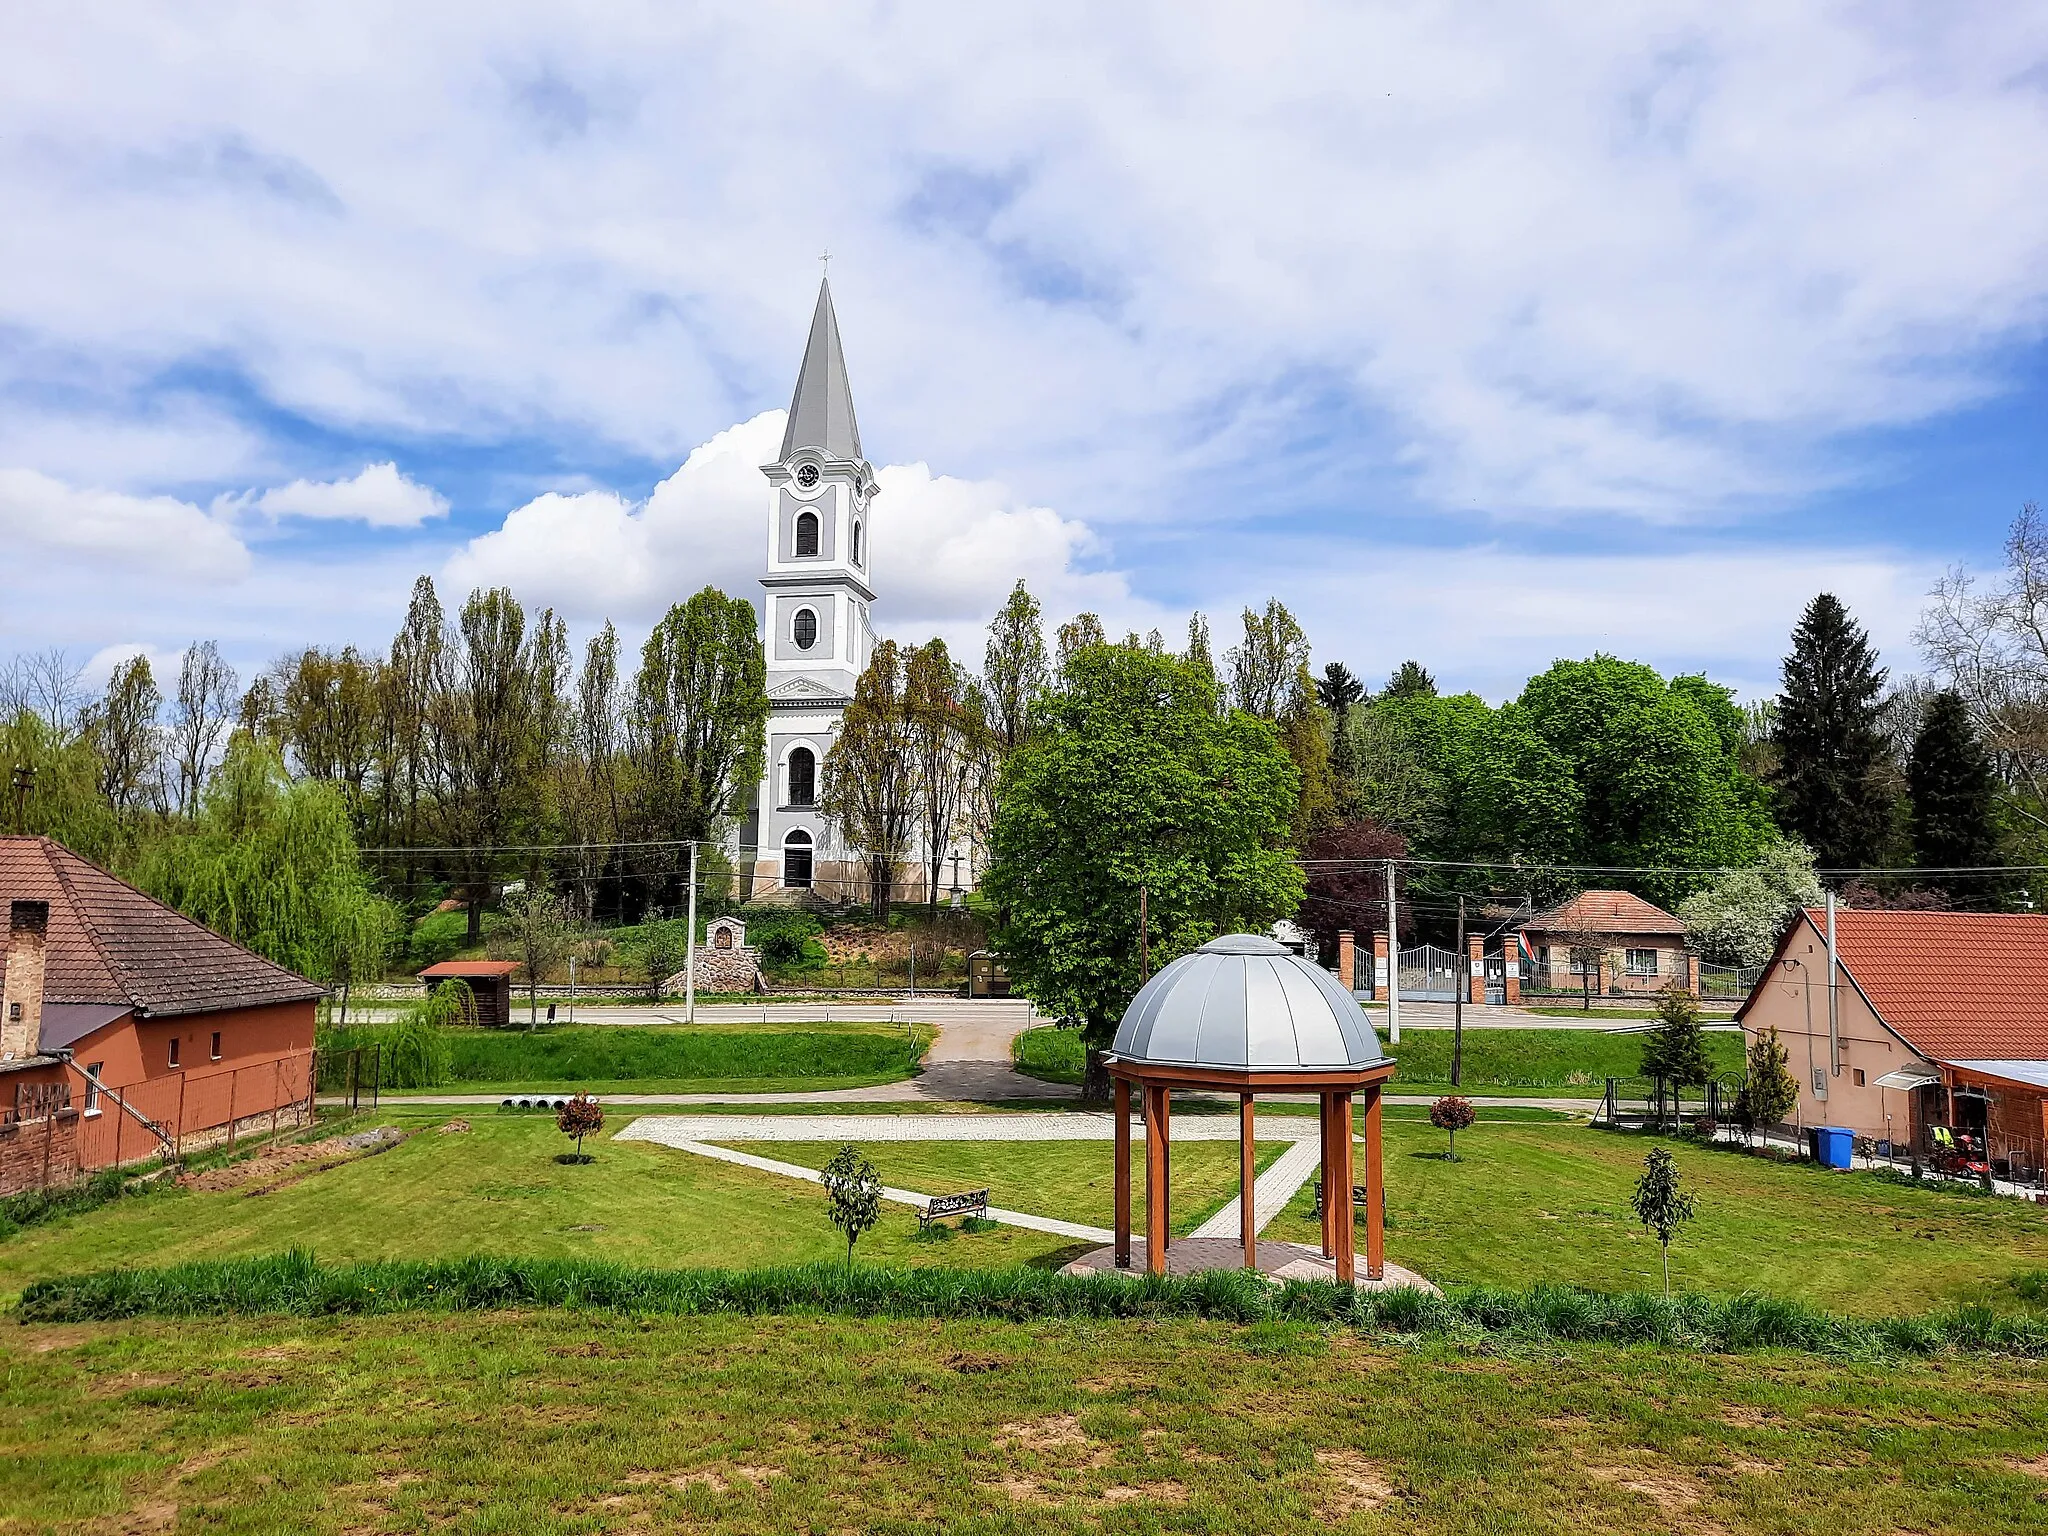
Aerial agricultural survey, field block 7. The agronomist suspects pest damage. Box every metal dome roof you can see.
[1109,934,1388,1072]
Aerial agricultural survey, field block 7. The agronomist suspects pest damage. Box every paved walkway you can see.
[1062,1238,1436,1293]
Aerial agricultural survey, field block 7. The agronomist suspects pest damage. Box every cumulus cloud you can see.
[245,462,448,527]
[0,468,249,580]
[445,410,1143,652]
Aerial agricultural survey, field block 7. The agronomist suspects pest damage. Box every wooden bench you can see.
[1310,1178,1369,1221]
[920,1189,990,1229]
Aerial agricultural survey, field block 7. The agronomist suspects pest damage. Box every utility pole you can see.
[685,841,698,1025]
[1452,894,1466,1087]
[1138,885,1149,981]
[1384,859,1401,1045]
[1825,887,1839,1079]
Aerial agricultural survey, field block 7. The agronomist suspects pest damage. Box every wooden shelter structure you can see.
[1105,933,1395,1283]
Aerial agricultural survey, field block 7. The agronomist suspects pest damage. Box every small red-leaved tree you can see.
[1429,1095,1475,1160]
[557,1093,604,1162]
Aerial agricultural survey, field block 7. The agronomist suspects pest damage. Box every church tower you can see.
[749,278,877,897]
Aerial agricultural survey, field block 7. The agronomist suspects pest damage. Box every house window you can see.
[792,608,818,650]
[783,829,814,890]
[1853,1068,1866,1087]
[1625,949,1659,977]
[168,1036,180,1069]
[852,521,863,565]
[795,510,820,557]
[211,1031,222,1061]
[83,1062,103,1116]
[787,746,816,807]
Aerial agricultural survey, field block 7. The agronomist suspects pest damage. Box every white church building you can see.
[735,279,973,906]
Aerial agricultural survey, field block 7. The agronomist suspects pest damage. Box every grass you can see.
[0,1116,1076,1300]
[1011,1024,1748,1097]
[1524,1003,1738,1021]
[5,1308,2048,1533]
[377,1021,934,1097]
[1266,1116,2048,1314]
[737,1138,1293,1236]
[10,1109,2048,1318]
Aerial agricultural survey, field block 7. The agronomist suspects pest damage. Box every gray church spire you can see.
[778,277,863,462]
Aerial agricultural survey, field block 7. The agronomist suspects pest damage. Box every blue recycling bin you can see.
[1813,1125,1854,1170]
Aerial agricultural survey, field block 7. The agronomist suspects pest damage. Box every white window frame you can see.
[794,509,821,557]
[1624,948,1659,977]
[792,606,819,651]
[785,744,818,808]
[782,828,815,890]
[82,1062,104,1116]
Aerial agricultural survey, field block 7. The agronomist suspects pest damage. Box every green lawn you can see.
[6,1310,2047,1533]
[1012,1024,1746,1097]
[10,1109,2048,1318]
[376,1022,934,1097]
[0,1116,1074,1300]
[738,1138,1292,1236]
[1267,1116,2048,1315]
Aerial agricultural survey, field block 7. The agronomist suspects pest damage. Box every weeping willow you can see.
[134,737,395,985]
[319,981,464,1090]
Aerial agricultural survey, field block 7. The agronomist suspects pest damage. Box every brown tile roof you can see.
[0,836,323,1031]
[418,960,521,978]
[1755,907,2048,1062]
[1524,888,1685,937]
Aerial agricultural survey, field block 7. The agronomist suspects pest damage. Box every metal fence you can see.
[75,1048,321,1170]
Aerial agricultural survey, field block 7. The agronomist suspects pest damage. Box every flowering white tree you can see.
[1677,839,1822,968]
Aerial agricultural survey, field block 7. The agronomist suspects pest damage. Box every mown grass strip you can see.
[19,1252,2048,1358]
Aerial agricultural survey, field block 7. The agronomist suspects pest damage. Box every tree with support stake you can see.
[1630,1145,1696,1297]
[822,1144,882,1271]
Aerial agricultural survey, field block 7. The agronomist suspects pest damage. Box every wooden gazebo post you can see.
[1113,1077,1131,1268]
[1239,1091,1257,1269]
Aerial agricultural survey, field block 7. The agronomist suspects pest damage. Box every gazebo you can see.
[1105,933,1396,1283]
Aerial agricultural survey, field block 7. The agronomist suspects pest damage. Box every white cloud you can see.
[0,468,249,581]
[246,462,448,527]
[446,410,1144,655]
[0,5,2041,525]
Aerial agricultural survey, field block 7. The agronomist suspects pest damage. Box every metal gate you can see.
[1397,944,1461,1002]
[1483,952,1506,1005]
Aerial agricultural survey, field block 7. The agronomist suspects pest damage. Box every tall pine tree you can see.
[1907,688,2001,903]
[1772,594,1892,870]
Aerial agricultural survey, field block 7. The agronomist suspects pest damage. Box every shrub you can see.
[20,1254,2048,1359]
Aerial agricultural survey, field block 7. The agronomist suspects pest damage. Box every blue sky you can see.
[2,4,2045,703]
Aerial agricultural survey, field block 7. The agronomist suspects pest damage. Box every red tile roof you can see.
[0,836,323,1031]
[418,960,521,978]
[1525,888,1685,937]
[1756,907,2048,1062]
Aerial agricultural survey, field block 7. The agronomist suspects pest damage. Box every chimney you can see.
[2,900,49,1061]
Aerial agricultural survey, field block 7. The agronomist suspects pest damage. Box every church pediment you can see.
[769,677,843,701]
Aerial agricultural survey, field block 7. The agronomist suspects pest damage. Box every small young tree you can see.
[1630,1145,1697,1297]
[1640,980,1715,1093]
[556,1092,604,1162]
[1429,1095,1475,1160]
[1739,1024,1798,1143]
[494,884,577,1028]
[822,1143,882,1270]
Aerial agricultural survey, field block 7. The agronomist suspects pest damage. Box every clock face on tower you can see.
[795,463,819,489]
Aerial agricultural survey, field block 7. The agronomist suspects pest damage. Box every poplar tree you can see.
[823,640,917,919]
[981,580,1047,756]
[1225,598,1308,718]
[1907,688,2001,901]
[628,587,768,859]
[905,639,972,907]
[81,655,163,816]
[1772,594,1892,869]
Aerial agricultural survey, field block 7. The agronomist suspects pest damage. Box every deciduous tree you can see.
[982,642,1303,1099]
[170,640,238,819]
[823,640,917,919]
[822,1143,882,1269]
[1630,1145,1696,1297]
[981,580,1047,756]
[1225,599,1308,719]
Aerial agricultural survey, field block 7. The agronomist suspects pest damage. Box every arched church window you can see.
[852,521,863,566]
[795,510,820,557]
[782,829,814,890]
[787,746,816,807]
[792,608,818,650]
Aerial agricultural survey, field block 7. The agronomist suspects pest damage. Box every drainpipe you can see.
[1826,890,1840,1078]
